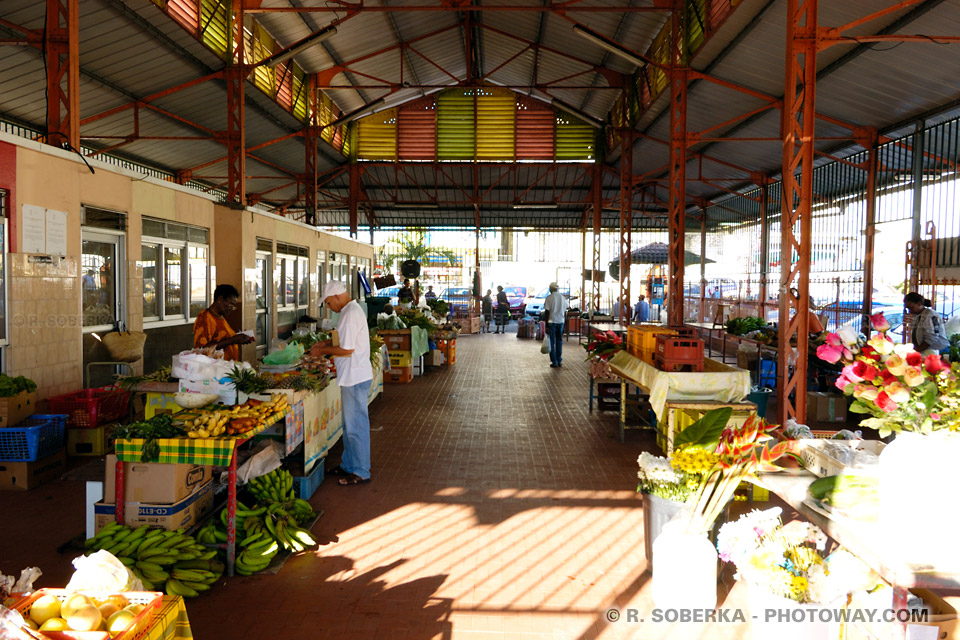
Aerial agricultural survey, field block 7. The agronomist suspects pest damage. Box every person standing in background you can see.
[495,286,510,334]
[633,295,650,323]
[904,292,949,355]
[543,283,568,368]
[312,281,374,486]
[424,285,437,302]
[398,279,414,306]
[481,289,493,333]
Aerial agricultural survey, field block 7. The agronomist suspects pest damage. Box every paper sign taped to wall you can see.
[45,208,68,256]
[22,204,45,254]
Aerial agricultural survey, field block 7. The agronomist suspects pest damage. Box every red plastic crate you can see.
[654,354,705,372]
[47,386,131,428]
[656,335,704,361]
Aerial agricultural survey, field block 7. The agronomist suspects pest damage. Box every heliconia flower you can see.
[870,312,890,332]
[836,326,860,346]
[878,369,897,385]
[885,355,907,377]
[851,360,880,381]
[924,354,948,374]
[875,391,899,413]
[867,337,895,356]
[902,366,925,387]
[905,352,923,367]
[884,381,911,403]
[817,343,845,364]
[853,385,880,402]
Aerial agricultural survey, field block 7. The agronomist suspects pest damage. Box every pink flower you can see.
[835,374,854,392]
[868,337,895,356]
[870,312,890,332]
[931,413,942,421]
[853,385,879,402]
[825,333,843,347]
[875,391,899,413]
[852,361,880,381]
[905,352,923,367]
[925,354,948,375]
[902,366,925,387]
[884,381,911,403]
[841,364,863,383]
[885,355,907,377]
[817,343,845,364]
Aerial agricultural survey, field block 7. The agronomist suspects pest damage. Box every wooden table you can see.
[760,471,960,639]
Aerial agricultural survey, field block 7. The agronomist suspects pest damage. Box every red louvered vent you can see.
[398,96,437,160]
[515,95,554,161]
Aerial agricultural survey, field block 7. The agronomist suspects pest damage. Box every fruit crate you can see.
[653,354,705,372]
[655,334,704,361]
[293,460,325,500]
[0,414,67,462]
[11,588,163,640]
[627,325,677,362]
[48,386,132,428]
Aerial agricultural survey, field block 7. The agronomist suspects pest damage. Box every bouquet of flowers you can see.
[816,312,959,436]
[717,508,830,603]
[637,448,718,502]
[583,330,624,362]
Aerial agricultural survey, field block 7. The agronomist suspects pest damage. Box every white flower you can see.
[806,563,830,604]
[835,325,860,346]
[893,342,916,356]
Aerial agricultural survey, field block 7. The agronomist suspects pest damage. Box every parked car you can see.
[499,285,530,317]
[525,287,578,319]
[439,286,475,314]
[374,285,400,306]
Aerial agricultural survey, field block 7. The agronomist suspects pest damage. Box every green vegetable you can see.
[226,365,272,394]
[725,316,767,336]
[0,374,38,397]
[426,299,450,317]
[115,366,173,391]
[113,413,185,462]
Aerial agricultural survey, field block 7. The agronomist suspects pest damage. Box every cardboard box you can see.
[0,390,38,429]
[0,448,66,490]
[385,366,413,384]
[426,350,444,367]
[843,588,958,640]
[379,330,411,352]
[388,350,414,368]
[103,454,213,505]
[94,478,214,532]
[67,424,115,456]
[807,391,847,423]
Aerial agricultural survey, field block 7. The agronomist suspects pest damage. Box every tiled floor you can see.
[2,329,760,639]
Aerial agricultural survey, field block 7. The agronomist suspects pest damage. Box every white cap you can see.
[321,280,347,301]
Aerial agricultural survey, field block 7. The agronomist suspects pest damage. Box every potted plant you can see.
[816,311,960,559]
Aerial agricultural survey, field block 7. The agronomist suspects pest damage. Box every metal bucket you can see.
[641,492,686,569]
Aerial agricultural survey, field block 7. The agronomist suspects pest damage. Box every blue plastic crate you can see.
[0,414,68,462]
[292,461,325,500]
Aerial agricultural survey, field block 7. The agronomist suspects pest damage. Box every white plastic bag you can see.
[66,550,143,592]
[235,440,284,485]
[540,340,550,354]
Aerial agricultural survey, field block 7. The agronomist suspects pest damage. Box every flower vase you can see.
[651,519,717,610]
[879,431,960,563]
[641,493,686,570]
[748,585,831,640]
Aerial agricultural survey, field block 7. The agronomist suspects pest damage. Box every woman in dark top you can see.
[481,289,493,333]
[495,286,510,334]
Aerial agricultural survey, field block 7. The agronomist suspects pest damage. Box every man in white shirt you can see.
[543,282,569,368]
[310,281,374,485]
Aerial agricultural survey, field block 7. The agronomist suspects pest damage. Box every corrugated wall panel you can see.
[555,114,595,161]
[291,67,307,121]
[357,108,397,160]
[200,0,228,56]
[252,23,275,95]
[166,0,199,33]
[476,88,515,160]
[437,89,475,160]
[398,96,436,160]
[515,95,554,160]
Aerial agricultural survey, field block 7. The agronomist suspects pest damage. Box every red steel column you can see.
[861,130,879,336]
[592,161,603,316]
[666,3,688,327]
[777,0,818,425]
[44,0,79,149]
[758,179,770,320]
[304,76,318,226]
[619,131,633,326]
[349,162,360,238]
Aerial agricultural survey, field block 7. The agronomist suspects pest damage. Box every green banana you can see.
[180,580,211,592]
[166,578,198,598]
[141,568,170,583]
[118,556,136,567]
[136,561,164,573]
[171,569,209,582]
[138,546,171,560]
[245,541,279,558]
[140,578,155,591]
[149,555,178,566]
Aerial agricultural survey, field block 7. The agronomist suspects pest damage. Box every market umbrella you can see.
[608,242,713,279]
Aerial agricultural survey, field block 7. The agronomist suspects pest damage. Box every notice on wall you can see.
[21,204,45,254]
[45,208,67,256]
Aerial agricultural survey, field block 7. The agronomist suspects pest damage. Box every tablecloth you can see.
[607,350,751,420]
[304,382,343,470]
[409,326,429,359]
[141,595,192,640]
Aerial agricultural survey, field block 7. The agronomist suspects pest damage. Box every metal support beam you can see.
[44,0,79,149]
[225,65,246,204]
[777,0,817,426]
[592,162,603,317]
[758,179,770,320]
[909,119,925,292]
[304,75,318,226]
[618,130,633,326]
[699,212,707,322]
[861,134,879,336]
[349,162,360,238]
[666,4,687,327]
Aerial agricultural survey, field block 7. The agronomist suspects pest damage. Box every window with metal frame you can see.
[82,207,126,332]
[142,217,210,325]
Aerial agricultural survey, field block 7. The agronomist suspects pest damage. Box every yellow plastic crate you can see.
[627,325,677,362]
[388,350,414,368]
[657,400,757,455]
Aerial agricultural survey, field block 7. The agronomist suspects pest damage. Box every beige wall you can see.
[5,135,372,400]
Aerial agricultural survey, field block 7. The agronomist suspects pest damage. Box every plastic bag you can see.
[737,343,759,356]
[66,550,143,592]
[235,440,284,484]
[0,607,36,640]
[541,340,550,354]
[262,342,304,365]
[783,418,813,439]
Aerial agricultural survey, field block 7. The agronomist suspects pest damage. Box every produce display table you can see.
[760,471,960,639]
[141,595,192,640]
[607,350,751,421]
[113,410,288,577]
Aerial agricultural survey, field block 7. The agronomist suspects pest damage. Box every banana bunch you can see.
[184,410,230,438]
[264,502,318,555]
[83,524,221,595]
[235,538,280,575]
[247,468,295,503]
[225,394,289,437]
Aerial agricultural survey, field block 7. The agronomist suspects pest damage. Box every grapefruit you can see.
[29,594,61,625]
[66,603,102,631]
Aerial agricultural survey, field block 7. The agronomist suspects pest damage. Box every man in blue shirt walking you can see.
[633,295,650,323]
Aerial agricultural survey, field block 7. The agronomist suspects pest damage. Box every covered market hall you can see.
[1,0,960,638]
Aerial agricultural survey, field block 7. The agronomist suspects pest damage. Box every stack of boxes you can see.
[381,330,414,383]
[94,455,215,532]
[0,388,68,490]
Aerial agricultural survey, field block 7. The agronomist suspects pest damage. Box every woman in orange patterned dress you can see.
[193,284,254,361]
